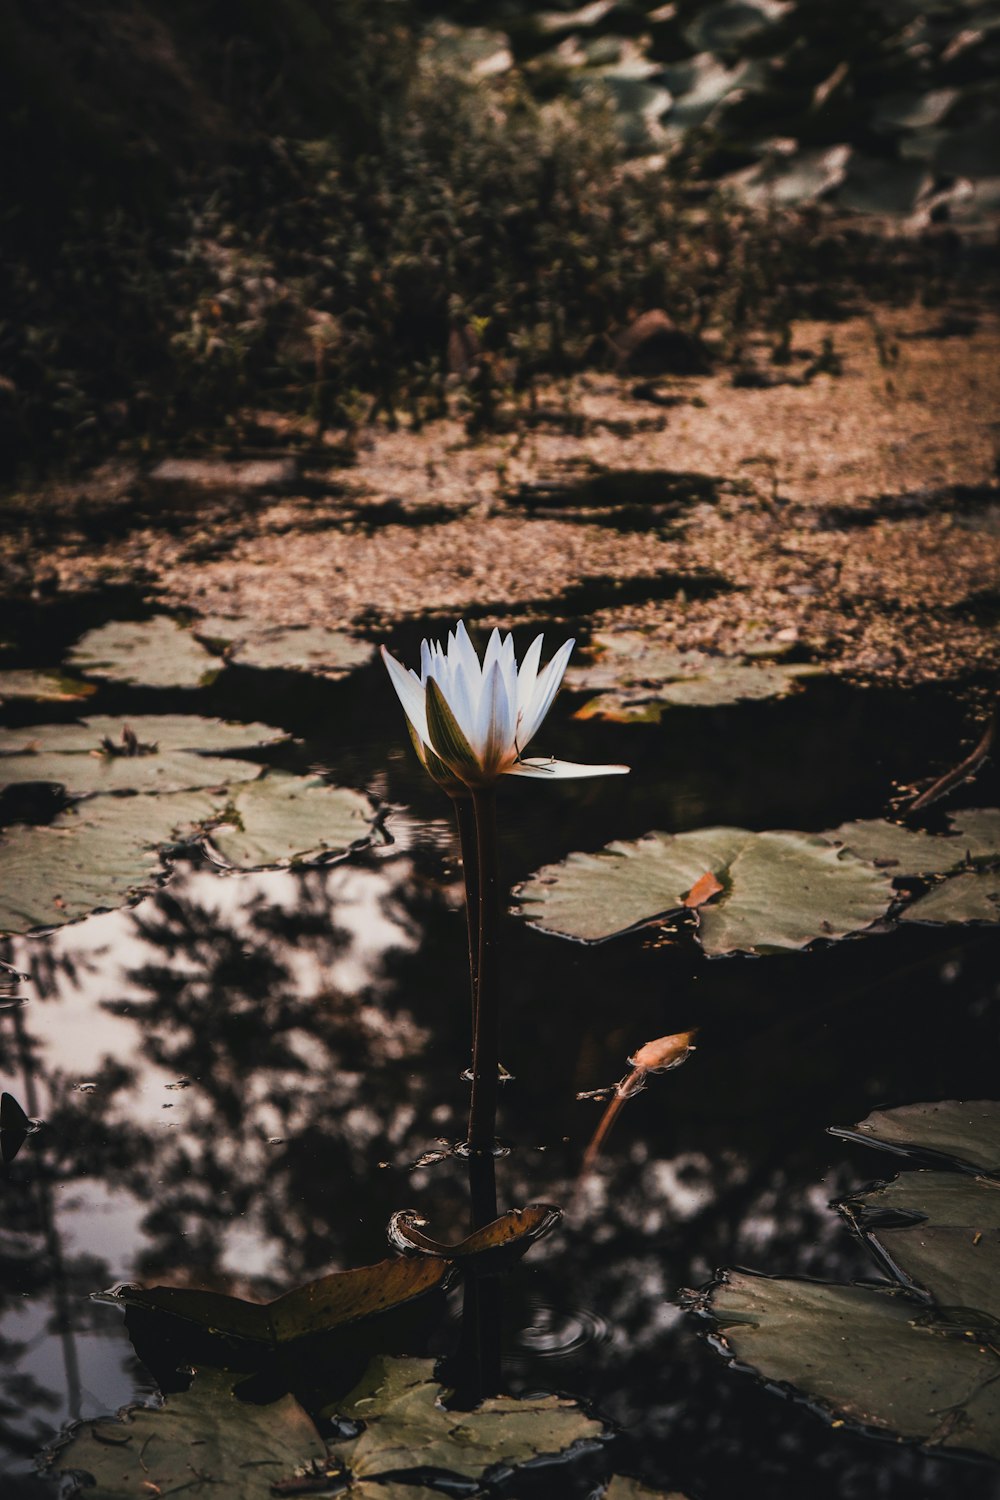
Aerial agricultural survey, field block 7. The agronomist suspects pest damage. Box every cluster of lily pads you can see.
[0,616,383,936]
[516,808,1000,955]
[702,1100,1000,1463]
[47,1207,667,1499]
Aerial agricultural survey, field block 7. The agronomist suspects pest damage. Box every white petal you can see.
[453,620,482,689]
[419,638,433,685]
[476,660,514,771]
[499,634,518,721]
[381,647,429,744]
[516,635,543,720]
[519,638,575,747]
[506,757,629,779]
[444,652,477,744]
[482,627,503,680]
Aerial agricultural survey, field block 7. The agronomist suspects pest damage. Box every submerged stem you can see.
[466,787,500,1222]
[452,794,480,1039]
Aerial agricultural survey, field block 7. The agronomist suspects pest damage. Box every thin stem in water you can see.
[452,794,480,1040]
[466,787,500,1223]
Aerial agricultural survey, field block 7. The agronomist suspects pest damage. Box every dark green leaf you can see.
[48,1367,324,1498]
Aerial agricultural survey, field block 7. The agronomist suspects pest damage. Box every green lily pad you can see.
[707,1272,1000,1460]
[117,1256,447,1346]
[828,820,967,875]
[515,826,892,955]
[0,715,285,796]
[207,772,381,869]
[845,1170,1000,1232]
[227,624,374,678]
[704,1101,1000,1462]
[832,1100,1000,1174]
[48,1367,324,1499]
[0,669,94,703]
[949,808,1000,862]
[568,632,817,718]
[900,870,1000,925]
[843,1171,1000,1322]
[827,811,1000,926]
[326,1355,604,1485]
[0,789,223,935]
[67,617,223,688]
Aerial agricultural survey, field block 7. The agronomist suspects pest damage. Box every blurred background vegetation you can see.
[2,0,997,478]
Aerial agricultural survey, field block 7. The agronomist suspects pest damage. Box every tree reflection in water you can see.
[2,813,1000,1499]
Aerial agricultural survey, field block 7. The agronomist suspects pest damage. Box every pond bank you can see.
[3,304,998,688]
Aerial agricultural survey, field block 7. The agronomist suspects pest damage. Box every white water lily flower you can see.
[381,622,628,789]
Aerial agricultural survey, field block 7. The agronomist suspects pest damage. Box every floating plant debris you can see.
[701,1100,1000,1462]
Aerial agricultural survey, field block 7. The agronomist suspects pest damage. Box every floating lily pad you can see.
[117,1256,447,1346]
[49,1367,324,1500]
[567,632,817,719]
[828,819,967,875]
[900,870,1000,925]
[707,1272,1000,1460]
[950,808,1000,861]
[0,715,285,796]
[67,617,223,688]
[832,1100,1000,1174]
[0,669,94,703]
[843,1168,1000,1320]
[326,1355,604,1485]
[844,1170,1000,1232]
[516,826,892,955]
[704,1102,1000,1462]
[0,789,222,935]
[207,772,381,869]
[227,624,373,678]
[827,811,1000,925]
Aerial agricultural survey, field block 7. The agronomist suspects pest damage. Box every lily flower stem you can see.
[466,787,500,1223]
[452,794,480,1037]
[581,1068,648,1175]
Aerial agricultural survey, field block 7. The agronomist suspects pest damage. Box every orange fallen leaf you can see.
[683,871,723,908]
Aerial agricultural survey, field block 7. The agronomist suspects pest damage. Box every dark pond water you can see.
[1,598,999,1498]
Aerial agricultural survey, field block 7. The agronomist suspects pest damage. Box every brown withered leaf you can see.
[387,1204,560,1273]
[683,871,723,909]
[112,1256,446,1346]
